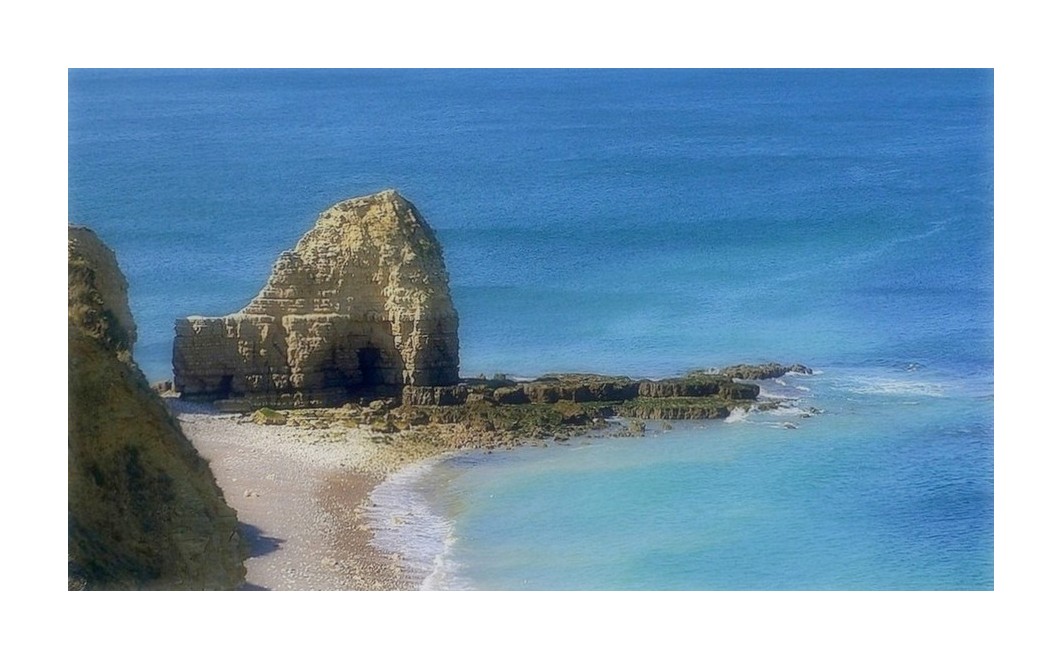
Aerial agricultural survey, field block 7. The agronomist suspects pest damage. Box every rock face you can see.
[68,227,138,362]
[174,190,460,408]
[69,227,245,589]
[402,372,760,408]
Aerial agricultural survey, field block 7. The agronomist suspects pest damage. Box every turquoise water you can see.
[69,69,993,589]
[400,372,992,590]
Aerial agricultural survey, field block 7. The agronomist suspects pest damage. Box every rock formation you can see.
[401,372,761,408]
[68,226,137,362]
[174,190,460,408]
[69,227,245,589]
[714,363,813,380]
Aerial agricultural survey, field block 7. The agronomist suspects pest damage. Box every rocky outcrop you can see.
[614,399,736,420]
[69,227,245,590]
[174,190,460,408]
[68,227,138,362]
[712,363,813,380]
[403,372,759,408]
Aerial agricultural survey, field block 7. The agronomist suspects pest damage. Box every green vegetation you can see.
[616,396,751,420]
[251,407,287,425]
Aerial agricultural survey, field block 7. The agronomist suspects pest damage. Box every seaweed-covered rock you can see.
[714,363,813,380]
[250,407,287,426]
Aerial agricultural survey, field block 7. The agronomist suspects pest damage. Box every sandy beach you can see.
[174,401,435,590]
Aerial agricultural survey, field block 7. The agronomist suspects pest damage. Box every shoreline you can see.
[174,401,441,590]
[169,365,817,590]
[173,400,636,590]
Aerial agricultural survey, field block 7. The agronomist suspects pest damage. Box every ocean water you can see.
[69,69,993,590]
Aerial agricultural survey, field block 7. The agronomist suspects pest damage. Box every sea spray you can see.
[724,406,751,423]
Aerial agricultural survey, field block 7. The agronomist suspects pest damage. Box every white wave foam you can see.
[755,390,794,401]
[762,405,810,417]
[365,456,466,590]
[753,372,819,402]
[839,375,946,397]
[724,406,751,423]
[420,530,469,590]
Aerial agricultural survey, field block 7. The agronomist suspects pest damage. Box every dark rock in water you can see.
[521,375,640,404]
[174,190,460,408]
[637,375,759,400]
[718,380,760,400]
[617,398,735,420]
[69,227,245,590]
[637,378,721,398]
[714,362,813,380]
[376,365,794,437]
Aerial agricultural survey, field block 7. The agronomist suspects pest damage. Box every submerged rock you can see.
[174,190,460,407]
[68,227,245,590]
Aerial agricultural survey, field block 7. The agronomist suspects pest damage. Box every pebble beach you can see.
[173,401,437,590]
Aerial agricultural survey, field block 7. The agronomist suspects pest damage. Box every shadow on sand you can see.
[236,522,284,591]
[240,521,284,558]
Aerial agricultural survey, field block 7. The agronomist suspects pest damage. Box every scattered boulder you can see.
[251,407,287,426]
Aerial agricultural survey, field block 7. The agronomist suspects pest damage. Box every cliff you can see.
[68,227,246,590]
[174,190,460,408]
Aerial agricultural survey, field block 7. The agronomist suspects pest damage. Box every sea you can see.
[68,69,993,590]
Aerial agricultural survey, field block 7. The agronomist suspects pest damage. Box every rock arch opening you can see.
[357,345,384,387]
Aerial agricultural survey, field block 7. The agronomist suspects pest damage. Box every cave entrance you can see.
[357,346,384,387]
[217,374,234,398]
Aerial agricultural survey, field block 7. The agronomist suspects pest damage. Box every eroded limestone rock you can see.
[68,227,137,362]
[174,190,460,407]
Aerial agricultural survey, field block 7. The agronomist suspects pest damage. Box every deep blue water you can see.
[69,69,993,590]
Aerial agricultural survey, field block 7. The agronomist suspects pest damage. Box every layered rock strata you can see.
[712,363,813,380]
[265,362,813,445]
[68,227,245,590]
[174,190,460,408]
[402,371,764,408]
